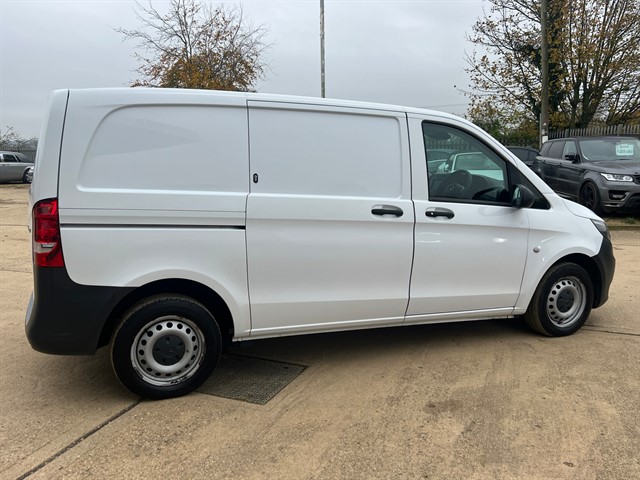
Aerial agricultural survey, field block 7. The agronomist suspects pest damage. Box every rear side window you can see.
[548,141,565,159]
[510,148,527,161]
[540,143,551,156]
[249,106,404,198]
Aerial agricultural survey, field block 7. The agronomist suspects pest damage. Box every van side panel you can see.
[58,92,249,212]
[57,91,251,336]
[513,199,605,314]
[30,90,69,209]
[59,227,250,336]
[246,102,414,336]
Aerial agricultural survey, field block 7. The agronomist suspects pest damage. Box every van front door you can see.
[407,118,529,321]
[246,102,414,337]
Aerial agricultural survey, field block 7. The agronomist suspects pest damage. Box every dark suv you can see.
[534,136,640,215]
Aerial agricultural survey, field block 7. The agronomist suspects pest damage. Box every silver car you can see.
[0,151,34,183]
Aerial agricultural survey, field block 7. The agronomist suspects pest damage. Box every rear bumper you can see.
[25,266,134,355]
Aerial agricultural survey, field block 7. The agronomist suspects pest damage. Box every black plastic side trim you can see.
[25,266,135,355]
[592,236,615,308]
[61,224,245,230]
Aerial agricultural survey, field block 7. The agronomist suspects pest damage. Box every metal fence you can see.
[550,124,640,139]
[15,149,37,162]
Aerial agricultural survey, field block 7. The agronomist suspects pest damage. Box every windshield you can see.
[579,138,640,161]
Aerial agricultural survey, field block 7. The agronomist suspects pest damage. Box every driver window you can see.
[562,141,577,159]
[422,122,509,204]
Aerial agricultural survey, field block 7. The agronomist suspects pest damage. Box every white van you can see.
[26,89,614,399]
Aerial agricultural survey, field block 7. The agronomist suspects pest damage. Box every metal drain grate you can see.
[197,354,307,404]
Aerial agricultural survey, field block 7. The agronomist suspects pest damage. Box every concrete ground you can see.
[1,184,638,480]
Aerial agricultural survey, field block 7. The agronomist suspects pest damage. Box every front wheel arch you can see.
[524,262,594,336]
[578,180,604,215]
[557,253,603,307]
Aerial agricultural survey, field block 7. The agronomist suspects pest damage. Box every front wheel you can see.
[111,295,221,399]
[524,263,594,337]
[579,182,603,216]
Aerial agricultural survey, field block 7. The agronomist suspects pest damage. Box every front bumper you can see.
[592,235,615,308]
[599,181,640,213]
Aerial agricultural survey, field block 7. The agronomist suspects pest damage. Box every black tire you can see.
[579,182,603,216]
[22,170,32,183]
[111,294,221,399]
[524,263,594,337]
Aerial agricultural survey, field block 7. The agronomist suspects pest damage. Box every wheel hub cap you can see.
[152,334,186,366]
[131,316,205,386]
[546,276,587,328]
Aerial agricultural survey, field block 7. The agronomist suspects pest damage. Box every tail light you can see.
[33,198,65,267]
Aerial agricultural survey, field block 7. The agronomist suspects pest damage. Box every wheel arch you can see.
[550,253,603,308]
[580,175,601,190]
[98,279,235,349]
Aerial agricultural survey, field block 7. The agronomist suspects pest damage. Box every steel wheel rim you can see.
[546,276,587,328]
[131,316,205,386]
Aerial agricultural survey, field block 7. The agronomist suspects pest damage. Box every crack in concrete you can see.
[583,327,640,337]
[16,400,141,480]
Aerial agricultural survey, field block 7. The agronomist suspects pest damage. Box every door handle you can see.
[425,207,454,219]
[371,205,403,217]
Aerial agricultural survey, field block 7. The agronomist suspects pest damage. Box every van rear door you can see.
[246,101,414,336]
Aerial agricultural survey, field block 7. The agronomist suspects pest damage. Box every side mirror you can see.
[565,153,580,163]
[511,184,535,209]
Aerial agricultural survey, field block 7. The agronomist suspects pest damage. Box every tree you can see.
[0,126,37,151]
[118,0,269,91]
[465,0,640,130]
[467,98,538,145]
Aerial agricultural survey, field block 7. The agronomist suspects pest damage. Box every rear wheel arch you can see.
[99,279,234,349]
[111,294,222,399]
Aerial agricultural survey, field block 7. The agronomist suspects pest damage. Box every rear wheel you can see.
[579,182,603,215]
[111,295,221,399]
[524,263,593,336]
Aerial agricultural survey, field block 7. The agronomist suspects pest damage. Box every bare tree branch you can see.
[466,0,640,129]
[116,0,270,91]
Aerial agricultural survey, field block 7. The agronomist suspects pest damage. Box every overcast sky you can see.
[1,0,487,139]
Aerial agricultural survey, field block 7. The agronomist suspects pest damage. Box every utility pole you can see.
[320,0,325,98]
[540,0,549,147]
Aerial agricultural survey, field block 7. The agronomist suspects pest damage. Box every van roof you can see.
[62,87,465,122]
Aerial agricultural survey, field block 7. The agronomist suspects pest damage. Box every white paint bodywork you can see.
[246,101,414,335]
[32,88,605,342]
